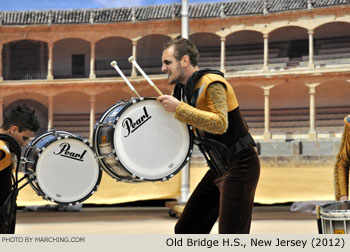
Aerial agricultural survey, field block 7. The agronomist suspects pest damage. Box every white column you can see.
[89,42,96,79]
[308,30,315,69]
[263,34,269,72]
[5,44,10,80]
[47,96,53,130]
[89,95,96,142]
[47,42,53,80]
[181,0,190,205]
[220,36,226,74]
[306,83,320,139]
[131,40,138,77]
[0,44,3,81]
[0,97,3,127]
[181,0,189,39]
[40,42,45,75]
[262,85,274,140]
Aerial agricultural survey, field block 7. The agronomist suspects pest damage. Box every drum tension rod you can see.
[20,157,35,164]
[96,152,116,159]
[96,121,114,127]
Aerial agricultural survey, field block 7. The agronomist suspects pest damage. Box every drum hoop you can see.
[94,97,194,181]
[320,201,350,210]
[24,130,102,205]
[320,201,350,220]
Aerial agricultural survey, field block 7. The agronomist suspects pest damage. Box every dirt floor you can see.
[14,204,318,234]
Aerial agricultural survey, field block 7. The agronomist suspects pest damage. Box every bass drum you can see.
[22,130,102,205]
[93,97,193,182]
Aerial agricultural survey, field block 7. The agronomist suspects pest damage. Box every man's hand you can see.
[339,195,349,201]
[157,95,180,112]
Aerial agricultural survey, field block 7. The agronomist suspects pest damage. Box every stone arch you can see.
[95,37,132,77]
[53,38,91,78]
[190,33,221,69]
[269,26,308,59]
[137,34,171,75]
[2,39,48,80]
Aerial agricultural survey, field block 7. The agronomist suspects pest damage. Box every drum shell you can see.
[319,201,350,234]
[93,100,135,181]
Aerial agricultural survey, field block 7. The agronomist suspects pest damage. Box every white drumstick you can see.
[128,56,163,96]
[110,61,141,98]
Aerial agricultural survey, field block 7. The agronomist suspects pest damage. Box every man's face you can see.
[11,127,33,147]
[161,45,186,85]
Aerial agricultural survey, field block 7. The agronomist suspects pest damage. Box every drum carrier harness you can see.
[173,69,256,176]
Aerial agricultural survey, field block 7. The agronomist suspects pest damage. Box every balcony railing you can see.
[2,54,350,81]
[4,71,47,80]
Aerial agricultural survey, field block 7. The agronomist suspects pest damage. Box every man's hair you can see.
[164,37,199,67]
[2,104,40,132]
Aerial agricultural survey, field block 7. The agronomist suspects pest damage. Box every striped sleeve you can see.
[174,83,228,134]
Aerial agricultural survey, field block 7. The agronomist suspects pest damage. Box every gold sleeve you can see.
[0,140,12,171]
[334,124,350,200]
[174,83,228,134]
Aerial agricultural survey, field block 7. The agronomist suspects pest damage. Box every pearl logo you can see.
[53,142,86,162]
[122,106,151,137]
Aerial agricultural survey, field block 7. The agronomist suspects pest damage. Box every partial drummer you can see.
[0,105,40,234]
[334,114,350,201]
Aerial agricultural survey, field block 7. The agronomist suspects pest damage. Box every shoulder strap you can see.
[184,69,224,104]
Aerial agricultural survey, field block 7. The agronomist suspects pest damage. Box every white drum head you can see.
[35,138,100,203]
[114,99,191,180]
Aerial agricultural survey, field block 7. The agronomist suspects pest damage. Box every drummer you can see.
[0,105,40,233]
[157,38,260,234]
[334,114,350,201]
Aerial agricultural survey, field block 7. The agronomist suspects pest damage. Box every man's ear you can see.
[9,125,18,135]
[181,55,190,68]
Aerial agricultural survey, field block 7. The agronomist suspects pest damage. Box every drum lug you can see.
[96,150,116,159]
[132,174,142,180]
[96,121,114,127]
[82,138,93,148]
[20,157,35,165]
[35,147,43,153]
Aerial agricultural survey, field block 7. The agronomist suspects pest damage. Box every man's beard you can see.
[168,65,185,85]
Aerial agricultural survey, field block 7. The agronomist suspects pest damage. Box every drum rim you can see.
[320,200,350,218]
[23,130,102,205]
[93,97,194,182]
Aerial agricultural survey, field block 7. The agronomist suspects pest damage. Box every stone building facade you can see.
[0,0,349,144]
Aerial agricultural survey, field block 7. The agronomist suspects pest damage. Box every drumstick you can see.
[316,205,323,234]
[110,61,141,98]
[128,56,163,96]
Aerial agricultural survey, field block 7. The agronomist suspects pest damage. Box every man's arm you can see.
[174,83,228,134]
[334,117,350,200]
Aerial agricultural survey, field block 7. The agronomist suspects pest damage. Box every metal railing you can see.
[2,54,350,80]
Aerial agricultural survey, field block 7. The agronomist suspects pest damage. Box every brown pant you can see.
[175,147,260,234]
[0,167,15,234]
